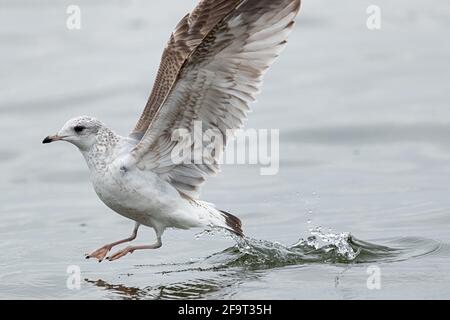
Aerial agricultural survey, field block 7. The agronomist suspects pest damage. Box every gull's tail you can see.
[220,210,244,237]
[194,200,244,237]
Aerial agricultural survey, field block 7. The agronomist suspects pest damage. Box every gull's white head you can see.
[43,116,105,151]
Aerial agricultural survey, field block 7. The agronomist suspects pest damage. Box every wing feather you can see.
[131,0,244,139]
[132,0,301,198]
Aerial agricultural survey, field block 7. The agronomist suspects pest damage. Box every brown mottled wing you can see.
[131,0,301,198]
[131,0,244,139]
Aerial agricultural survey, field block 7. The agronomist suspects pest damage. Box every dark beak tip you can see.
[42,136,53,144]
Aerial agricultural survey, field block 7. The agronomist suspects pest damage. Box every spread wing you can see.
[131,0,244,140]
[130,0,301,198]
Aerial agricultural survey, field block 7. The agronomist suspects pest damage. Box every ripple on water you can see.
[0,150,19,163]
[84,230,443,299]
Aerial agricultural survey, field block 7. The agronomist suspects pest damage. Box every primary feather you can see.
[131,0,245,140]
[130,0,301,199]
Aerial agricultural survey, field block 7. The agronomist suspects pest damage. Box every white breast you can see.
[90,157,187,228]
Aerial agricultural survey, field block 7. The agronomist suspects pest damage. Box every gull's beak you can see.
[42,135,65,144]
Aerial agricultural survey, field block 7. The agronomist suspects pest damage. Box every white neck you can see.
[80,127,124,172]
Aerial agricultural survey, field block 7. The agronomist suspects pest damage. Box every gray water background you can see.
[0,0,449,299]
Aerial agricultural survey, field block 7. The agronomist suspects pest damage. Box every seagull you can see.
[43,0,301,262]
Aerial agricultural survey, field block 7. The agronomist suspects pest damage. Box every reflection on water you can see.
[85,271,255,300]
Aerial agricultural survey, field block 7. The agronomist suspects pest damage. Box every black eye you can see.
[74,125,86,133]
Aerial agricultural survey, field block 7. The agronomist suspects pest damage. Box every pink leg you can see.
[86,223,140,262]
[107,235,162,261]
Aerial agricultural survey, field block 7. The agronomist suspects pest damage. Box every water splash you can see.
[192,226,439,271]
[220,232,359,269]
[298,226,359,260]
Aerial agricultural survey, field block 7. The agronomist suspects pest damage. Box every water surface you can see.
[1,0,450,299]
